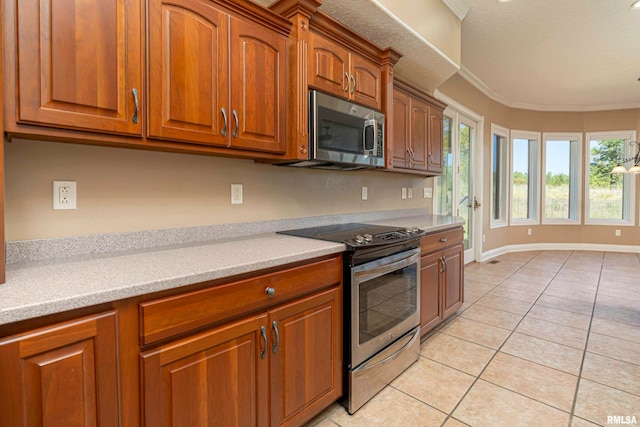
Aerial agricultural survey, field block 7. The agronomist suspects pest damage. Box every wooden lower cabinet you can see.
[0,311,120,426]
[270,288,342,427]
[141,286,341,427]
[141,314,270,427]
[419,228,464,336]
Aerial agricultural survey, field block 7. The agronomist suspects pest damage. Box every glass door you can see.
[436,111,478,264]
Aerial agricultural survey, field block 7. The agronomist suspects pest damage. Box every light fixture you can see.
[632,0,640,9]
[610,141,640,174]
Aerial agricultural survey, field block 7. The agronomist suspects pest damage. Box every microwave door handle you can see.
[363,119,376,154]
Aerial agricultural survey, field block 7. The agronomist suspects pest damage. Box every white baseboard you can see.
[478,243,640,263]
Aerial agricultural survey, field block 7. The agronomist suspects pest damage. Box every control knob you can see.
[363,234,373,242]
[354,235,365,244]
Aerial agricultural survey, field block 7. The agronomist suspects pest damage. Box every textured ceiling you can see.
[461,0,640,111]
[259,0,640,111]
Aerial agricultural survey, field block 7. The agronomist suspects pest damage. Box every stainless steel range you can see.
[278,223,424,413]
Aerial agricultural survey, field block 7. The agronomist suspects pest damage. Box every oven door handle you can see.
[353,250,420,283]
[352,328,420,373]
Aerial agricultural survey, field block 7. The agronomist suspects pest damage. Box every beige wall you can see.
[438,74,640,252]
[5,139,433,241]
[377,0,461,65]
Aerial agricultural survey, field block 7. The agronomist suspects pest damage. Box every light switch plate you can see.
[423,187,433,198]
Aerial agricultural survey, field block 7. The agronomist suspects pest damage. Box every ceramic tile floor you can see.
[305,250,640,427]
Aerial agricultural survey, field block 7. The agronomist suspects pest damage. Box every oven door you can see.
[351,248,420,368]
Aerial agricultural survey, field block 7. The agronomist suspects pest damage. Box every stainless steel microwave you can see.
[283,90,385,170]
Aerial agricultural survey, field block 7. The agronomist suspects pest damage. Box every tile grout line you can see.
[568,251,606,427]
[439,250,576,426]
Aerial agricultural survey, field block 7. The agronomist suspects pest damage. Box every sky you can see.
[512,138,570,175]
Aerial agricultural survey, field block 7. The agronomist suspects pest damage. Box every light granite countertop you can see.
[0,213,463,326]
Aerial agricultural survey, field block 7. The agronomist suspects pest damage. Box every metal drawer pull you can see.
[131,88,139,124]
[440,238,447,243]
[221,108,228,137]
[272,321,280,353]
[232,109,239,138]
[265,287,275,297]
[260,326,267,359]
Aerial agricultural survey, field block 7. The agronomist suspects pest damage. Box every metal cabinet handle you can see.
[221,108,227,137]
[131,88,139,124]
[442,255,448,272]
[260,326,267,359]
[344,72,350,92]
[428,153,433,166]
[265,287,275,297]
[272,320,279,353]
[232,109,239,138]
[440,256,446,273]
[410,148,415,161]
[350,74,356,94]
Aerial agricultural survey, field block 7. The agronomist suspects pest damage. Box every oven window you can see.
[358,264,417,345]
[317,107,364,154]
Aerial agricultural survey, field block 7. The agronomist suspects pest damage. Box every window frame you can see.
[541,132,582,225]
[584,130,636,226]
[490,124,510,229]
[509,130,541,226]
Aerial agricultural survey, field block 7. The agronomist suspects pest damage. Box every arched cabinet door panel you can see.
[16,0,142,135]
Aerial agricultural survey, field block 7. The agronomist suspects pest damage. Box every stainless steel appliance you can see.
[279,91,385,170]
[278,223,424,413]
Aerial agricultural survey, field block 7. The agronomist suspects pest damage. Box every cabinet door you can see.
[269,287,342,427]
[0,312,119,426]
[141,314,269,427]
[141,316,268,427]
[147,0,229,146]
[229,16,287,153]
[308,33,350,99]
[420,252,443,336]
[16,0,142,135]
[392,88,410,169]
[428,106,444,173]
[442,245,464,318]
[410,97,430,172]
[350,54,382,110]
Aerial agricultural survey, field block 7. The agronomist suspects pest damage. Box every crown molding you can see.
[442,0,470,21]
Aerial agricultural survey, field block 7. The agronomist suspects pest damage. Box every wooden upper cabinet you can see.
[428,107,444,173]
[308,32,350,99]
[308,31,381,110]
[147,0,229,146]
[392,89,410,168]
[0,311,120,426]
[148,0,287,154]
[229,17,287,153]
[390,80,446,175]
[15,0,142,135]
[350,54,382,110]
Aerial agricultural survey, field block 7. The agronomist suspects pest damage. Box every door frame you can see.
[434,90,484,264]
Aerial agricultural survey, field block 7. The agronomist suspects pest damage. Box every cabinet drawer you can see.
[140,256,342,346]
[421,227,463,255]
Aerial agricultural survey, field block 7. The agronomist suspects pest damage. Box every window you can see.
[542,133,582,224]
[491,124,509,228]
[585,131,636,225]
[510,131,540,224]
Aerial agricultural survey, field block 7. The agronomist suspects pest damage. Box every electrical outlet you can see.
[53,181,77,210]
[483,234,486,243]
[361,186,368,200]
[423,187,433,198]
[401,187,407,199]
[231,184,243,204]
[407,188,413,199]
[527,228,532,236]
[615,229,621,237]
